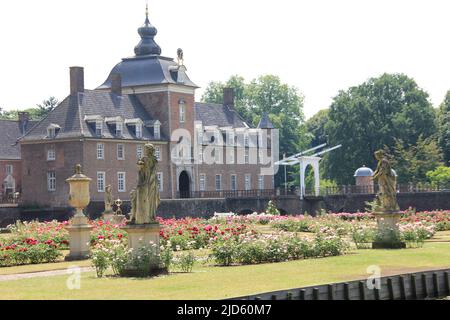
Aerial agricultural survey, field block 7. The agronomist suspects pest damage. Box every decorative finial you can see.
[75,164,82,175]
[134,2,162,56]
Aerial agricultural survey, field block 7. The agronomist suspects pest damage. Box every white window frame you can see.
[245,174,251,191]
[47,148,56,161]
[97,172,105,193]
[179,101,186,123]
[245,148,250,164]
[117,144,125,160]
[47,128,56,139]
[117,172,126,193]
[47,171,56,192]
[215,174,222,191]
[137,145,143,160]
[5,165,13,175]
[258,175,265,190]
[199,174,206,191]
[97,143,104,160]
[154,124,161,140]
[95,120,103,136]
[157,172,163,192]
[116,121,123,137]
[228,148,235,164]
[231,174,237,191]
[155,146,161,161]
[135,123,142,139]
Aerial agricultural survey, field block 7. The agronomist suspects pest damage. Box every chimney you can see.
[111,73,122,96]
[223,88,235,109]
[70,66,84,96]
[18,112,30,133]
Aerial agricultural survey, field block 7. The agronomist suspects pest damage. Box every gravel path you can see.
[0,267,93,281]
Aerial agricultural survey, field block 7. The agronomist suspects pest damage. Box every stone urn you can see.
[65,164,93,261]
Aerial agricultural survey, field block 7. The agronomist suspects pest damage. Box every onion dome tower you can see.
[134,4,161,56]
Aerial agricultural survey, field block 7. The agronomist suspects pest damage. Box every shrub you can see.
[350,223,376,249]
[175,251,196,273]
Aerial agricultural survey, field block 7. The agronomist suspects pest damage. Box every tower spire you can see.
[134,2,162,56]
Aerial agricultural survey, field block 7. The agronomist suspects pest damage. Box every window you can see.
[258,175,265,190]
[244,134,249,147]
[95,120,103,136]
[136,123,142,139]
[47,128,56,139]
[245,174,251,191]
[116,122,123,137]
[215,174,222,191]
[5,165,13,175]
[97,143,104,160]
[157,172,163,192]
[97,172,105,192]
[199,174,206,191]
[198,149,203,163]
[47,148,56,161]
[117,144,125,160]
[245,148,250,164]
[228,131,235,146]
[179,101,186,123]
[137,145,143,160]
[117,172,126,192]
[231,175,237,191]
[47,171,56,192]
[228,148,235,164]
[154,124,161,140]
[155,146,161,161]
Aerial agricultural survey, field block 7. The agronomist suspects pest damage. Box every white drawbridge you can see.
[275,144,342,199]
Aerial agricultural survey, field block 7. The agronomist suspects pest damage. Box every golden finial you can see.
[75,164,82,175]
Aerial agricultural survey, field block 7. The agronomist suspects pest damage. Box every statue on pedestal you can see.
[130,143,160,224]
[373,150,399,212]
[104,185,114,214]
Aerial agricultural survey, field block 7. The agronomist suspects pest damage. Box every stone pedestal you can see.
[102,212,115,223]
[372,212,406,249]
[121,223,165,276]
[65,216,93,261]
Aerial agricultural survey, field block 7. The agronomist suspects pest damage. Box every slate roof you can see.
[97,56,198,90]
[21,90,163,142]
[0,119,37,160]
[194,103,250,128]
[257,113,275,129]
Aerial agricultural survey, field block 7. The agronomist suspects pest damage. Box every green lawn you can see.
[1,241,449,300]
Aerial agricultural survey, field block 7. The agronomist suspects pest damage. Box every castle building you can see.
[19,10,275,208]
[0,113,36,201]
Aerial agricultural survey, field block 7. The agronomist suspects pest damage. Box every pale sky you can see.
[1,0,449,119]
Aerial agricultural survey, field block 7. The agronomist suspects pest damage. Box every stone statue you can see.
[177,48,184,66]
[130,189,137,221]
[130,143,160,224]
[373,150,399,212]
[104,185,114,213]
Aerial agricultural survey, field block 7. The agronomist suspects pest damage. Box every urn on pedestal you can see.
[65,164,93,261]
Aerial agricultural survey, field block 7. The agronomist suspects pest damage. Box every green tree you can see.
[437,90,450,165]
[426,166,450,186]
[0,97,58,121]
[305,109,329,147]
[324,73,437,185]
[202,75,308,187]
[388,136,443,184]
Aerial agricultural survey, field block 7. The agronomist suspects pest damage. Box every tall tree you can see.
[0,97,58,121]
[324,73,436,185]
[388,136,443,184]
[305,109,329,147]
[202,75,308,187]
[437,90,450,165]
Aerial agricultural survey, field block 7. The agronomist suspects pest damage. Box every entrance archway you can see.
[179,171,191,198]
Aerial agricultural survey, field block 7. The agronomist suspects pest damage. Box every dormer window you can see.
[95,120,103,136]
[115,121,123,137]
[154,123,161,140]
[136,123,142,139]
[179,100,186,123]
[46,124,60,139]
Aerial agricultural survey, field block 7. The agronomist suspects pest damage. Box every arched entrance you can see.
[179,171,191,198]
